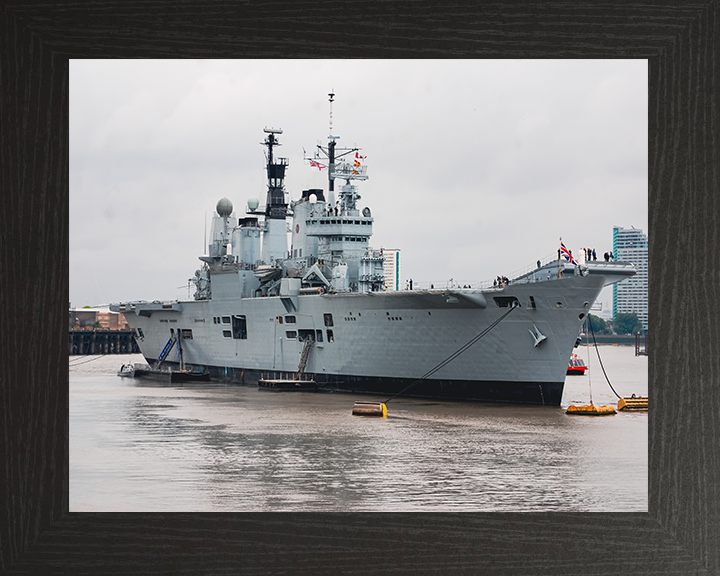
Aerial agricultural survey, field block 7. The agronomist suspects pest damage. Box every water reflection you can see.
[70,348,647,511]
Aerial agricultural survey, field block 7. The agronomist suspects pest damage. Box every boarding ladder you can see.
[153,335,177,369]
[295,338,314,379]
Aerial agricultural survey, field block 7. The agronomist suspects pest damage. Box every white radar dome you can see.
[216,197,233,217]
[309,193,317,204]
[247,197,260,211]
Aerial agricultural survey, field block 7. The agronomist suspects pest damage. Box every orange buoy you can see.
[352,402,387,417]
[617,396,648,411]
[566,403,616,416]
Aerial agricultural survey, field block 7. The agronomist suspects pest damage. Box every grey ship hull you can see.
[115,273,605,406]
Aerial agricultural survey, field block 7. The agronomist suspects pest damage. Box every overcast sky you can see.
[70,59,647,313]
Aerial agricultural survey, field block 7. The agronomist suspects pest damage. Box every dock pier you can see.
[69,329,140,355]
[635,332,649,356]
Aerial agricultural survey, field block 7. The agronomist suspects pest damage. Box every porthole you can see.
[579,313,586,320]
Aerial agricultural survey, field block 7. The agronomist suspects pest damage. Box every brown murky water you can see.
[70,345,647,511]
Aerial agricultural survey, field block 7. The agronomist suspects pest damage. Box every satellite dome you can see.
[216,197,233,217]
[309,193,317,204]
[247,197,260,211]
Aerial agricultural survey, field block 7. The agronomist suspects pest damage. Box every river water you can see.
[69,345,647,512]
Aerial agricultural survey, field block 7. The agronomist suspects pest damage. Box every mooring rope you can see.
[384,302,520,404]
[587,315,621,399]
[69,354,110,367]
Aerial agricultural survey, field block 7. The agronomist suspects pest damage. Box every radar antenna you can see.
[309,93,367,197]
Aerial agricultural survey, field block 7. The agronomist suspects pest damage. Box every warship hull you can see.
[116,274,605,406]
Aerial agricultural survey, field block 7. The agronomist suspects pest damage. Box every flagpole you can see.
[559,237,562,279]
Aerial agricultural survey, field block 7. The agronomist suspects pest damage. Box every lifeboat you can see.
[253,264,282,282]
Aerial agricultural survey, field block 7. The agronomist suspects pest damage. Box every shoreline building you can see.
[612,226,648,331]
[69,306,130,330]
[382,248,402,291]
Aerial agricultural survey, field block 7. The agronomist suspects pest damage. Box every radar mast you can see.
[262,127,288,220]
[309,93,368,199]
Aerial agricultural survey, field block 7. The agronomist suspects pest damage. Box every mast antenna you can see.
[328,91,334,137]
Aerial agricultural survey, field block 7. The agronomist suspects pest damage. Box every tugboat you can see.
[566,354,588,376]
[111,94,636,405]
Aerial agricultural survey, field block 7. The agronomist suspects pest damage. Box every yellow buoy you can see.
[566,403,616,416]
[617,396,648,411]
[352,402,387,417]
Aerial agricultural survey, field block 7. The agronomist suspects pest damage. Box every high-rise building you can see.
[612,226,648,331]
[382,249,402,291]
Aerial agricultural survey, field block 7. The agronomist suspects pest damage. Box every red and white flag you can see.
[560,242,578,265]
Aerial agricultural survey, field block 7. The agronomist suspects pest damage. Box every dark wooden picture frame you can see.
[1,2,717,574]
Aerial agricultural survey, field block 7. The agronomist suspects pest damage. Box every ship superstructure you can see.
[111,98,635,406]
